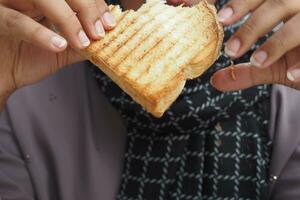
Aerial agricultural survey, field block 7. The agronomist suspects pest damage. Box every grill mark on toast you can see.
[147,14,213,93]
[107,4,165,63]
[89,2,158,55]
[151,46,195,93]
[84,5,123,54]
[113,9,127,23]
[137,35,165,62]
[110,7,123,22]
[113,7,183,69]
[160,17,205,76]
[86,12,130,56]
[133,11,195,82]
[133,8,187,63]
[99,12,130,48]
[135,38,175,80]
[100,1,159,54]
[138,13,203,91]
[103,4,207,59]
[136,9,187,62]
[120,8,188,78]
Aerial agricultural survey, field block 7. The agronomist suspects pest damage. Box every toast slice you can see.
[82,0,223,117]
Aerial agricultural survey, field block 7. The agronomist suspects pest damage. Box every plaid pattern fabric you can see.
[93,0,272,199]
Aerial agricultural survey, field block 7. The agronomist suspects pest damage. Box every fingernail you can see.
[210,76,215,86]
[287,71,295,82]
[225,38,241,56]
[287,69,300,82]
[50,35,67,49]
[218,7,233,22]
[102,12,116,27]
[78,30,90,47]
[95,20,105,37]
[250,51,268,68]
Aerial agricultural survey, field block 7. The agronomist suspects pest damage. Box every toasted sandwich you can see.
[82,0,224,117]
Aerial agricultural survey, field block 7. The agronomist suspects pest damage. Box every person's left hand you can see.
[211,0,300,91]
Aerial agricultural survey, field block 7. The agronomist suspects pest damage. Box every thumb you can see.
[210,61,298,92]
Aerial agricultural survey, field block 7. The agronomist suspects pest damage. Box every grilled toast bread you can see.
[82,0,223,117]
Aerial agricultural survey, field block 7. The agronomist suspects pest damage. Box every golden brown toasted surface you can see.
[82,0,224,117]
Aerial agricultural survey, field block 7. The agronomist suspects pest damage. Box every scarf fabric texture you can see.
[92,0,272,199]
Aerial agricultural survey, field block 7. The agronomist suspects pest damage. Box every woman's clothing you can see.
[93,0,272,199]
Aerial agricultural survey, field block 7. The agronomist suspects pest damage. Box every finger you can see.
[0,7,67,52]
[33,0,90,49]
[211,63,272,91]
[66,0,108,40]
[250,13,300,68]
[287,62,300,82]
[210,59,292,91]
[95,0,116,30]
[217,0,264,25]
[225,0,296,59]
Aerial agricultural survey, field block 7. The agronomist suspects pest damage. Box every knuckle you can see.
[58,11,81,30]
[62,11,76,23]
[5,11,23,29]
[270,30,287,51]
[240,21,257,37]
[30,25,44,42]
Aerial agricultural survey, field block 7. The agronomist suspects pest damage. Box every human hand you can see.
[211,0,300,91]
[0,0,116,109]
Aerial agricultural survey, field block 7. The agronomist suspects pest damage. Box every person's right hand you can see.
[0,0,116,109]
